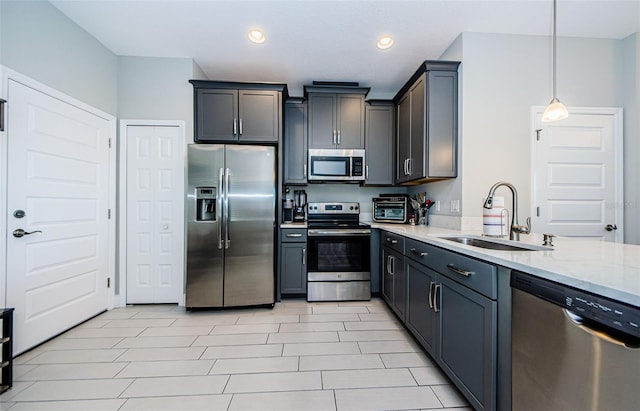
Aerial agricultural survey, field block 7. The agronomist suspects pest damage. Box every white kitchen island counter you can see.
[368,222,640,307]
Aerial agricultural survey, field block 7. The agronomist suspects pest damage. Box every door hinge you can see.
[107,277,111,288]
[108,209,111,219]
[108,138,112,148]
[535,129,542,141]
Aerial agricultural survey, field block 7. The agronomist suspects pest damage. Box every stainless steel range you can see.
[306,202,371,302]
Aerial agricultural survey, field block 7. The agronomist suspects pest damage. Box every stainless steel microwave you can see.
[308,149,365,182]
[373,196,409,223]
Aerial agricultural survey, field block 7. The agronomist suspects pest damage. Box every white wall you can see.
[0,0,118,114]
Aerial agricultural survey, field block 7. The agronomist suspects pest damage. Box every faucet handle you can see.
[513,217,531,235]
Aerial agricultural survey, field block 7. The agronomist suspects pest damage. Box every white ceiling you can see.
[50,0,640,99]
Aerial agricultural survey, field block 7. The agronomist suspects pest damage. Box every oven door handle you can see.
[308,229,371,236]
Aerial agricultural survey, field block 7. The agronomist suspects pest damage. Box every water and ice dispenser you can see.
[196,187,216,221]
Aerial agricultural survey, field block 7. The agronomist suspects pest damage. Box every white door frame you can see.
[118,119,186,307]
[530,106,624,242]
[0,66,118,309]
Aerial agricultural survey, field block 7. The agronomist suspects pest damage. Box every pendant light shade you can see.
[542,0,568,122]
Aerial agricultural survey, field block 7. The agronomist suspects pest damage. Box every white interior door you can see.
[6,79,112,354]
[532,108,623,242]
[125,124,184,304]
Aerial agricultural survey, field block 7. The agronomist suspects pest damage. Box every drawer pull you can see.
[410,248,427,257]
[286,233,303,238]
[386,238,398,244]
[447,263,474,277]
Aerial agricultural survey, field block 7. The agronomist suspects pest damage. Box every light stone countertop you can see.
[368,222,640,307]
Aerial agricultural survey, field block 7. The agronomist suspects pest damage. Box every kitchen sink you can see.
[440,236,553,251]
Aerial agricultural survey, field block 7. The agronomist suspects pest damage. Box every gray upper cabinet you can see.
[284,99,308,184]
[304,83,369,149]
[190,80,287,143]
[394,61,460,184]
[363,101,394,186]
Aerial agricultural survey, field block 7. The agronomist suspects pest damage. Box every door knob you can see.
[13,229,43,238]
[604,224,618,232]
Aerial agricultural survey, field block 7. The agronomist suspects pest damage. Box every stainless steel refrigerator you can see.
[186,144,275,308]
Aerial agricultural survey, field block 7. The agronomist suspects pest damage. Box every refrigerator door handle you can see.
[225,167,230,249]
[218,167,224,249]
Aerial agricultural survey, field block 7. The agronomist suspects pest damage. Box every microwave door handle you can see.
[337,130,341,145]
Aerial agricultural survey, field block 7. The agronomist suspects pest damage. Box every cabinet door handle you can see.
[233,118,238,136]
[286,233,302,238]
[433,284,441,312]
[333,130,337,145]
[386,238,398,244]
[366,165,369,179]
[410,248,428,257]
[302,248,306,265]
[337,130,341,145]
[447,263,474,277]
[428,282,435,309]
[239,118,243,135]
[407,158,412,175]
[389,255,395,275]
[303,164,307,178]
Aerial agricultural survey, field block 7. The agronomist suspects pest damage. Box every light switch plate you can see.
[450,199,460,213]
[435,200,441,212]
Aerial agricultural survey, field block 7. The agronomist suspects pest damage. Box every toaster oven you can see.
[373,196,409,223]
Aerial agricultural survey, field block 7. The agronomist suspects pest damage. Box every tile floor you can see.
[2,298,471,411]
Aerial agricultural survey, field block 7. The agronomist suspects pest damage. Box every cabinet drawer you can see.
[281,228,307,242]
[405,238,497,300]
[381,231,405,253]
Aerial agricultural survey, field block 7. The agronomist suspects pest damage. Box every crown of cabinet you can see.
[190,80,288,144]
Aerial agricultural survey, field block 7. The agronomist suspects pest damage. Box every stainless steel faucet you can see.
[483,181,531,241]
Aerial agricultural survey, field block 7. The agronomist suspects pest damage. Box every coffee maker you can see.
[293,190,307,222]
[282,199,294,223]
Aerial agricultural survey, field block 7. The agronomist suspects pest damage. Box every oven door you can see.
[306,228,371,301]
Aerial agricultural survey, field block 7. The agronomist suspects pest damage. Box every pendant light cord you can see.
[552,0,558,99]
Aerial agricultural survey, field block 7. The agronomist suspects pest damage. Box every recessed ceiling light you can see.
[248,29,266,44]
[377,36,394,50]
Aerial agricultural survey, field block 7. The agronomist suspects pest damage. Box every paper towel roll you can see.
[483,196,509,237]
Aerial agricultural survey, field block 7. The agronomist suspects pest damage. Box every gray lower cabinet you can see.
[363,101,394,186]
[280,228,307,296]
[405,259,438,357]
[381,232,406,321]
[284,99,307,184]
[394,61,460,184]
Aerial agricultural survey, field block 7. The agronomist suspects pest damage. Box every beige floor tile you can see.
[283,342,360,356]
[120,375,229,397]
[77,319,112,328]
[322,368,417,389]
[18,363,127,381]
[224,371,321,393]
[119,394,232,411]
[43,337,123,350]
[12,364,37,380]
[299,354,384,371]
[343,321,402,331]
[95,310,137,320]
[64,327,145,338]
[229,390,336,411]
[209,323,280,334]
[431,384,470,408]
[26,349,126,364]
[380,352,435,368]
[113,336,196,348]
[311,306,370,314]
[358,340,420,354]
[7,399,125,411]
[300,313,361,322]
[192,333,268,346]
[8,379,133,402]
[116,347,205,362]
[0,382,35,402]
[138,326,213,337]
[410,366,450,385]
[201,343,283,359]
[129,310,192,319]
[102,319,175,328]
[115,360,214,378]
[170,316,239,327]
[339,330,408,342]
[209,356,299,374]
[278,322,345,333]
[358,313,398,322]
[236,314,300,324]
[334,386,442,411]
[267,331,339,344]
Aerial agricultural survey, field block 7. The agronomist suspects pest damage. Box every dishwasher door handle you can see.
[564,310,639,349]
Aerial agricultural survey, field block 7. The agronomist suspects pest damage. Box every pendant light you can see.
[542,0,569,122]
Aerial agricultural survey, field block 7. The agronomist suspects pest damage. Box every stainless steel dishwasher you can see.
[511,271,640,411]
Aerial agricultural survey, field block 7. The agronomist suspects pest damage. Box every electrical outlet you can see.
[450,199,460,213]
[435,200,441,212]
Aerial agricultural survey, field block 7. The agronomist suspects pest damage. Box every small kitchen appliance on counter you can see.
[372,194,409,223]
[306,202,371,302]
[293,190,307,222]
[282,199,294,223]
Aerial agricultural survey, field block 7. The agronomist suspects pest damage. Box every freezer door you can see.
[186,144,224,307]
[224,145,276,306]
